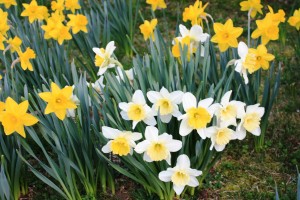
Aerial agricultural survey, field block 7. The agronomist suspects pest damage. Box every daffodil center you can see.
[187,107,211,129]
[156,98,173,115]
[147,142,168,161]
[110,137,130,156]
[220,105,237,120]
[56,98,62,103]
[223,32,229,39]
[215,128,232,145]
[128,104,145,121]
[256,56,262,61]
[171,170,190,186]
[243,113,260,132]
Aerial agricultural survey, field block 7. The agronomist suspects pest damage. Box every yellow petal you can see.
[55,109,66,120]
[39,92,52,102]
[23,113,39,126]
[16,125,26,138]
[5,97,18,112]
[18,100,29,114]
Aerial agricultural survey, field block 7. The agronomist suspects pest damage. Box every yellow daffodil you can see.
[0,0,17,9]
[0,9,9,36]
[7,36,22,53]
[67,14,88,34]
[251,15,279,45]
[146,0,166,11]
[101,126,142,156]
[41,11,65,40]
[172,36,193,60]
[245,44,275,73]
[240,0,263,18]
[51,0,65,13]
[49,24,72,45]
[65,0,81,13]
[288,8,300,30]
[178,93,219,138]
[182,0,208,26]
[236,104,264,139]
[0,97,38,138]
[139,18,157,41]
[135,126,182,164]
[266,6,285,23]
[17,47,36,71]
[38,82,77,120]
[211,19,243,52]
[0,34,5,50]
[21,0,49,23]
[0,101,4,111]
[159,154,202,195]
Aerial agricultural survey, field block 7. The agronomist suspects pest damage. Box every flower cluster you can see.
[101,88,265,195]
[182,0,209,27]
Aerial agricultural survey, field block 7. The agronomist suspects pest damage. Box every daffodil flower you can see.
[234,41,252,84]
[91,76,105,93]
[135,126,182,164]
[101,126,142,156]
[147,87,183,123]
[66,86,80,118]
[236,104,265,140]
[178,92,218,138]
[159,154,202,195]
[0,0,17,9]
[288,8,300,30]
[116,67,134,83]
[93,41,118,76]
[119,90,156,129]
[206,126,236,151]
[215,90,246,127]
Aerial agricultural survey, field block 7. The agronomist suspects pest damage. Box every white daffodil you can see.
[147,87,183,123]
[215,90,246,127]
[116,67,134,83]
[206,126,236,152]
[101,126,142,156]
[159,154,202,195]
[236,104,265,140]
[67,85,80,118]
[119,90,156,129]
[178,24,209,44]
[135,126,182,165]
[91,76,105,93]
[178,92,219,138]
[93,41,117,76]
[234,42,252,84]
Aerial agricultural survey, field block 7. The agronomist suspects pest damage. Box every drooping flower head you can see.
[159,154,202,195]
[0,9,10,36]
[135,126,182,164]
[139,18,158,41]
[93,41,117,75]
[101,126,142,156]
[119,90,156,129]
[38,82,77,120]
[146,0,166,11]
[182,0,208,26]
[178,93,219,138]
[288,8,300,30]
[266,6,285,24]
[251,15,280,45]
[17,47,36,71]
[240,0,263,18]
[0,97,38,138]
[41,11,65,40]
[147,87,183,123]
[7,36,22,53]
[211,19,243,52]
[21,0,49,23]
[116,67,135,83]
[67,14,88,34]
[236,104,264,140]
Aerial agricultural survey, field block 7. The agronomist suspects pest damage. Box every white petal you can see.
[102,142,112,153]
[257,107,265,117]
[145,126,159,140]
[190,25,204,42]
[208,103,220,116]
[197,128,207,139]
[179,24,189,37]
[143,116,157,126]
[177,113,187,121]
[119,102,129,111]
[221,90,232,106]
[251,127,261,136]
[166,140,182,152]
[102,126,121,139]
[205,126,217,138]
[220,117,237,127]
[235,126,246,140]
[132,90,146,105]
[132,121,139,129]
[187,176,199,187]
[160,87,171,99]
[179,119,193,136]
[143,152,152,162]
[105,41,116,56]
[214,144,226,152]
[234,61,242,73]
[135,140,151,153]
[170,91,184,104]
[198,97,213,108]
[182,92,197,111]
[173,184,185,195]
[242,70,249,84]
[92,48,104,57]
[187,168,202,176]
[158,170,173,182]
[160,114,172,123]
[147,91,161,103]
[176,154,190,169]
[97,67,108,76]
[172,107,182,118]
[238,42,248,59]
[231,101,246,118]
[131,132,142,141]
[166,154,171,165]
[120,111,129,120]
